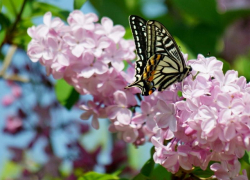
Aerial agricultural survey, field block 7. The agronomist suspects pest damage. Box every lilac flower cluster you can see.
[27,11,138,133]
[27,11,135,79]
[27,12,249,178]
[151,55,249,178]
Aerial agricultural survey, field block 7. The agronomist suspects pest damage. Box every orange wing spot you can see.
[156,54,161,60]
[149,90,153,95]
[146,65,151,72]
[143,72,148,79]
[147,70,156,82]
[150,59,155,65]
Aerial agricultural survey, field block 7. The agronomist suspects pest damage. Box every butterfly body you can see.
[126,16,192,96]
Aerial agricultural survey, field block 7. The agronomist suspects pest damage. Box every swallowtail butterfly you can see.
[125,15,192,96]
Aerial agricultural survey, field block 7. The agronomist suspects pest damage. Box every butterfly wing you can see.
[146,20,186,71]
[126,15,153,95]
[126,16,192,96]
[142,54,184,92]
[129,15,147,80]
[142,20,191,92]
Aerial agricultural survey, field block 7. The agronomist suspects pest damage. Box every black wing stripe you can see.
[159,75,180,91]
[153,74,178,88]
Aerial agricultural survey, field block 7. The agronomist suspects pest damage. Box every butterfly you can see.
[125,15,192,96]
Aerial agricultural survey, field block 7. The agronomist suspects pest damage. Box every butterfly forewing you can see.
[146,20,186,71]
[126,16,153,95]
[129,16,147,80]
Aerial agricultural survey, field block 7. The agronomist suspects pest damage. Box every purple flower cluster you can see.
[27,12,249,178]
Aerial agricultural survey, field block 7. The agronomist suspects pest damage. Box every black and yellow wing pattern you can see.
[126,16,192,96]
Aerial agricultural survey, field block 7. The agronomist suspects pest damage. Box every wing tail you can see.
[125,77,154,96]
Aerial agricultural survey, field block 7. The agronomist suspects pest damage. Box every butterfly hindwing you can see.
[143,54,182,91]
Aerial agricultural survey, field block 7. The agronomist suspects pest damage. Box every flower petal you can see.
[116,108,131,125]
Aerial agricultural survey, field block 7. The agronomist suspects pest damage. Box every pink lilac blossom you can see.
[149,55,249,178]
[211,159,248,180]
[27,11,250,178]
[80,101,106,130]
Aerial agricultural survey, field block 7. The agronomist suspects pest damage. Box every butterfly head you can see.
[187,65,192,77]
[177,65,192,82]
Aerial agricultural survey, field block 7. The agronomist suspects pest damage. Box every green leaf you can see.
[12,18,33,49]
[78,171,119,180]
[31,2,70,21]
[55,79,80,110]
[242,151,250,165]
[90,0,144,27]
[140,146,160,177]
[140,158,155,177]
[2,0,24,20]
[171,0,219,25]
[192,166,214,178]
[90,0,129,27]
[0,12,11,28]
[0,30,5,47]
[132,173,148,180]
[192,162,216,178]
[150,146,155,158]
[150,165,172,180]
[123,27,133,40]
[233,55,250,82]
[0,13,9,45]
[74,0,87,10]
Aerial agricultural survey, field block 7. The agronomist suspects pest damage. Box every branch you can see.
[10,0,28,33]
[0,45,29,82]
[0,45,17,75]
[2,74,29,82]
